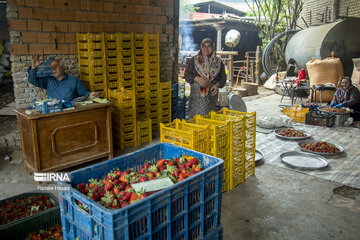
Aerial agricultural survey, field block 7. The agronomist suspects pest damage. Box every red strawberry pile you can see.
[75,155,203,209]
[322,106,350,113]
[0,195,55,225]
[25,224,63,240]
[300,141,340,153]
[278,128,307,138]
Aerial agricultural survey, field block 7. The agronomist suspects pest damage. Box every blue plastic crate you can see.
[33,99,63,114]
[58,143,223,240]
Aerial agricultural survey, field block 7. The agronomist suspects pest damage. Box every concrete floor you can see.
[1,87,360,239]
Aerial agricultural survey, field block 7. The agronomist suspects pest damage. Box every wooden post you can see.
[256,45,260,84]
[245,52,249,82]
[250,61,254,83]
[229,54,234,87]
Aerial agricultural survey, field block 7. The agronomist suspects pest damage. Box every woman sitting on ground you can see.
[329,76,360,109]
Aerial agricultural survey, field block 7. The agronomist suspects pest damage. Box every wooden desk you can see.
[13,103,113,174]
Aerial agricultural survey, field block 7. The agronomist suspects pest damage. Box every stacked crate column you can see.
[159,81,171,123]
[105,33,120,90]
[77,33,107,98]
[118,33,135,91]
[108,88,137,149]
[137,118,152,146]
[145,33,160,130]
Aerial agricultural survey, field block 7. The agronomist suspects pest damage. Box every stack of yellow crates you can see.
[145,33,161,131]
[108,88,137,149]
[104,33,119,90]
[77,33,107,99]
[159,81,171,123]
[186,116,230,192]
[136,118,152,146]
[118,33,135,90]
[133,33,149,121]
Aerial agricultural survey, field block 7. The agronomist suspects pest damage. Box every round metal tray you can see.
[298,141,344,156]
[274,128,311,140]
[255,150,264,162]
[280,151,328,170]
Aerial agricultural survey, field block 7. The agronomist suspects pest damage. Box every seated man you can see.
[28,55,97,102]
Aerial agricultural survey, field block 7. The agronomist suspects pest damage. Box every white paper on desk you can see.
[131,177,174,193]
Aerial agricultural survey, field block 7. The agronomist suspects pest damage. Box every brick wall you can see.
[298,0,360,29]
[7,0,179,108]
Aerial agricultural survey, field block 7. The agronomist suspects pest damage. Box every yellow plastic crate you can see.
[80,66,106,75]
[107,65,118,73]
[90,51,105,58]
[119,79,134,90]
[106,73,117,81]
[108,88,136,111]
[76,33,88,42]
[136,77,146,86]
[147,55,158,63]
[137,135,152,146]
[105,41,117,49]
[148,48,158,56]
[105,33,118,41]
[119,33,133,42]
[160,119,209,154]
[283,105,309,123]
[134,41,144,49]
[135,56,145,64]
[134,33,145,41]
[120,72,133,80]
[161,115,171,124]
[121,65,133,73]
[106,50,117,57]
[135,49,145,56]
[149,70,158,78]
[136,70,145,78]
[107,81,118,89]
[80,73,106,84]
[148,77,159,85]
[148,62,159,71]
[149,83,158,92]
[135,63,145,71]
[137,118,152,137]
[119,57,133,65]
[89,33,104,42]
[120,41,132,49]
[121,50,133,58]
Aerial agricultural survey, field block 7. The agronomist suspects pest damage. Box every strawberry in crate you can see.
[25,224,63,240]
[0,194,55,225]
[74,155,204,209]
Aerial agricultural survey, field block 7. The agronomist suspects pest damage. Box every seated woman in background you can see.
[329,76,360,109]
[184,38,227,119]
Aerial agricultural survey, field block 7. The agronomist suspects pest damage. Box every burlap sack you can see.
[306,57,343,102]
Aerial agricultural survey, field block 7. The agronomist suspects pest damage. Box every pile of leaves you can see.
[75,155,203,209]
[0,195,55,225]
[25,224,63,240]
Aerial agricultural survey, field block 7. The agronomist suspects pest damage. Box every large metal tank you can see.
[285,18,360,76]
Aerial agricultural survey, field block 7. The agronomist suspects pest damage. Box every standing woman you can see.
[184,38,227,119]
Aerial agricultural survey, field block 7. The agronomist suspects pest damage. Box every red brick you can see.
[39,0,54,8]
[151,6,162,15]
[68,0,80,10]
[24,0,39,7]
[80,22,92,32]
[114,3,125,12]
[10,44,29,55]
[18,7,33,19]
[62,11,75,21]
[7,0,17,5]
[110,13,120,22]
[153,25,162,33]
[54,0,68,9]
[33,8,48,20]
[114,23,126,32]
[80,0,91,11]
[27,20,42,31]
[91,22,105,32]
[29,44,44,55]
[96,12,110,22]
[9,19,27,31]
[124,0,149,4]
[68,22,81,32]
[104,2,114,12]
[48,9,62,21]
[16,0,25,6]
[157,0,173,7]
[91,1,104,11]
[54,22,67,32]
[68,44,77,54]
[51,33,65,43]
[37,32,51,43]
[64,33,76,43]
[123,4,135,13]
[144,24,153,33]
[75,11,88,21]
[22,32,37,43]
[104,23,117,32]
[43,44,68,54]
[42,21,56,32]
[160,16,167,24]
[128,14,140,23]
[57,44,69,54]
[166,25,173,33]
[134,5,144,14]
[159,33,167,43]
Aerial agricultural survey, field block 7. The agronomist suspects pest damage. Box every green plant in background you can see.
[245,0,303,70]
[180,0,198,20]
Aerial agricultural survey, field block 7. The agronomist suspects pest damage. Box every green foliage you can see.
[180,0,198,20]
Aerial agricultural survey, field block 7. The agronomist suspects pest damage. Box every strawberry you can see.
[138,166,146,175]
[120,201,129,208]
[104,181,113,191]
[157,159,166,167]
[172,169,179,179]
[179,172,189,179]
[139,192,147,200]
[92,185,100,193]
[77,183,86,189]
[147,172,155,179]
[111,199,119,209]
[123,192,133,202]
[91,192,100,201]
[166,160,174,166]
[189,170,196,176]
[113,179,120,186]
[139,176,147,182]
[99,190,105,197]
[130,193,138,204]
[143,162,151,169]
[114,187,121,196]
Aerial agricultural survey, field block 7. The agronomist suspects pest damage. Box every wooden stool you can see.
[311,84,336,103]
